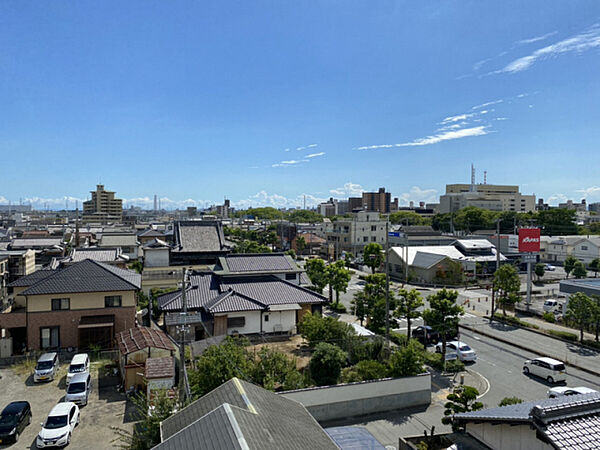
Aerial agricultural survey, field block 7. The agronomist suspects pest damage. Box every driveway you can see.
[0,362,134,449]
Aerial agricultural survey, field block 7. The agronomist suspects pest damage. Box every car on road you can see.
[543,299,562,313]
[65,372,92,406]
[544,264,556,271]
[36,402,79,448]
[523,357,567,384]
[547,386,598,398]
[436,341,477,362]
[412,326,439,345]
[0,401,32,445]
[34,352,59,383]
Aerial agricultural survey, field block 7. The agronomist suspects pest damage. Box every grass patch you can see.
[493,313,540,329]
[546,329,578,342]
[328,303,347,313]
[11,358,37,377]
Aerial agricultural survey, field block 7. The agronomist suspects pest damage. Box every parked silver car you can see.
[64,372,92,406]
[34,353,59,383]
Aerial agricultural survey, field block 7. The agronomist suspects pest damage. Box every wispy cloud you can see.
[306,152,325,158]
[330,182,365,197]
[356,126,488,150]
[516,31,557,45]
[272,159,309,167]
[576,186,600,200]
[440,113,476,124]
[497,24,600,74]
[472,99,503,110]
[398,186,438,205]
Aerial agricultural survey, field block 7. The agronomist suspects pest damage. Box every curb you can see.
[459,323,600,378]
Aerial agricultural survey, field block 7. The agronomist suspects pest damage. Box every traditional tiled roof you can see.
[8,269,55,287]
[117,327,176,355]
[218,276,326,306]
[456,392,600,450]
[158,273,221,311]
[145,356,175,379]
[174,221,227,253]
[10,238,63,248]
[203,291,265,314]
[220,253,297,273]
[70,247,126,262]
[20,259,140,295]
[157,378,337,450]
[138,229,165,238]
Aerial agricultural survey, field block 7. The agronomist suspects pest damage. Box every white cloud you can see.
[306,152,325,158]
[306,144,318,148]
[329,182,365,197]
[440,113,476,124]
[495,117,508,121]
[472,99,503,110]
[498,25,600,74]
[0,196,8,204]
[576,186,600,200]
[232,191,328,209]
[356,126,489,150]
[284,148,290,152]
[516,31,557,45]
[547,193,568,204]
[272,159,309,167]
[398,186,438,205]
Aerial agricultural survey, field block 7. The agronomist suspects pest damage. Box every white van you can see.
[523,357,567,384]
[67,354,90,385]
[543,299,560,313]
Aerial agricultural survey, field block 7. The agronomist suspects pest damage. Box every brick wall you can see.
[26,306,136,350]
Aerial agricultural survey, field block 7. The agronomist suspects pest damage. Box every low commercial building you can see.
[439,183,536,214]
[326,211,387,258]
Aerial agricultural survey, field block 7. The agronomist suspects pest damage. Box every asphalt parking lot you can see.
[0,363,135,449]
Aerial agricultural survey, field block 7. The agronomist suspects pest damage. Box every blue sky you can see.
[1,1,600,210]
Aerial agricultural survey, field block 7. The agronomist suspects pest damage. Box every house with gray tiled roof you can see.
[0,259,141,353]
[455,392,600,449]
[155,377,337,450]
[214,253,304,284]
[158,270,326,341]
[170,220,230,266]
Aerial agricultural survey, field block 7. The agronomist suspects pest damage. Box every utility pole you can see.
[491,219,501,322]
[178,268,190,404]
[385,220,390,349]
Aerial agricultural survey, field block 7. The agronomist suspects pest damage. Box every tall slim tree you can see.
[305,258,328,294]
[564,255,578,279]
[573,261,588,279]
[327,260,351,308]
[422,289,463,367]
[363,243,384,274]
[395,288,424,340]
[589,258,600,278]
[493,264,521,316]
[566,292,595,343]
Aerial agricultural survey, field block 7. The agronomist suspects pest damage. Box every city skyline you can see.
[2,2,600,209]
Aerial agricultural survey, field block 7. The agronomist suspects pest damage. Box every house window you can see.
[40,327,60,349]
[582,246,588,251]
[363,236,368,242]
[105,295,122,308]
[264,314,269,322]
[227,317,245,328]
[371,236,376,242]
[285,273,296,281]
[371,225,377,231]
[51,298,70,311]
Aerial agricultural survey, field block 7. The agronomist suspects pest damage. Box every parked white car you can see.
[435,341,477,362]
[547,386,598,398]
[36,402,79,448]
[545,264,556,271]
[543,299,561,313]
[66,353,90,385]
[523,357,567,384]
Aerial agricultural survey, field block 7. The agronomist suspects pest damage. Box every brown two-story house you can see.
[0,259,140,353]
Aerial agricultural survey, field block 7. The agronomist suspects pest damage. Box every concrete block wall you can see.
[280,373,431,422]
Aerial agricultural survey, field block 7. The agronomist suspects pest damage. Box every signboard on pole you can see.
[518,228,541,253]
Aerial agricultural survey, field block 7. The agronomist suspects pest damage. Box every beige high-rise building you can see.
[440,183,535,213]
[82,184,123,223]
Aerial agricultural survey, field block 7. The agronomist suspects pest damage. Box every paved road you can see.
[457,328,600,408]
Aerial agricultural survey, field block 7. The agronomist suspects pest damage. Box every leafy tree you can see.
[493,264,521,316]
[288,210,323,223]
[188,337,255,398]
[327,260,351,308]
[534,263,545,281]
[112,389,178,450]
[298,312,356,349]
[305,258,328,294]
[129,260,143,274]
[590,258,600,278]
[566,292,595,343]
[352,273,397,333]
[442,385,483,431]
[309,342,347,386]
[363,242,383,273]
[564,255,578,279]
[536,209,578,235]
[341,360,389,382]
[498,397,523,407]
[389,211,431,226]
[433,259,464,285]
[395,288,424,340]
[387,339,425,377]
[573,261,588,279]
[252,347,304,391]
[592,295,600,342]
[422,289,463,367]
[285,249,296,260]
[233,240,272,254]
[296,236,306,255]
[351,288,369,326]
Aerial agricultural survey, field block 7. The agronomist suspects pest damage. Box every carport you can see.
[78,314,115,349]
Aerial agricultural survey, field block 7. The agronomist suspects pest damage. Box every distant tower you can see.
[470,164,476,192]
[153,194,158,211]
[75,206,80,247]
[484,171,487,185]
[304,195,306,210]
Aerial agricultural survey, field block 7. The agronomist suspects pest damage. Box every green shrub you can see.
[493,313,540,329]
[445,359,465,373]
[309,342,348,386]
[583,339,600,350]
[546,329,578,342]
[388,340,425,377]
[328,303,348,313]
[498,396,523,406]
[542,312,556,323]
[389,332,409,347]
[341,360,389,383]
[423,351,444,371]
